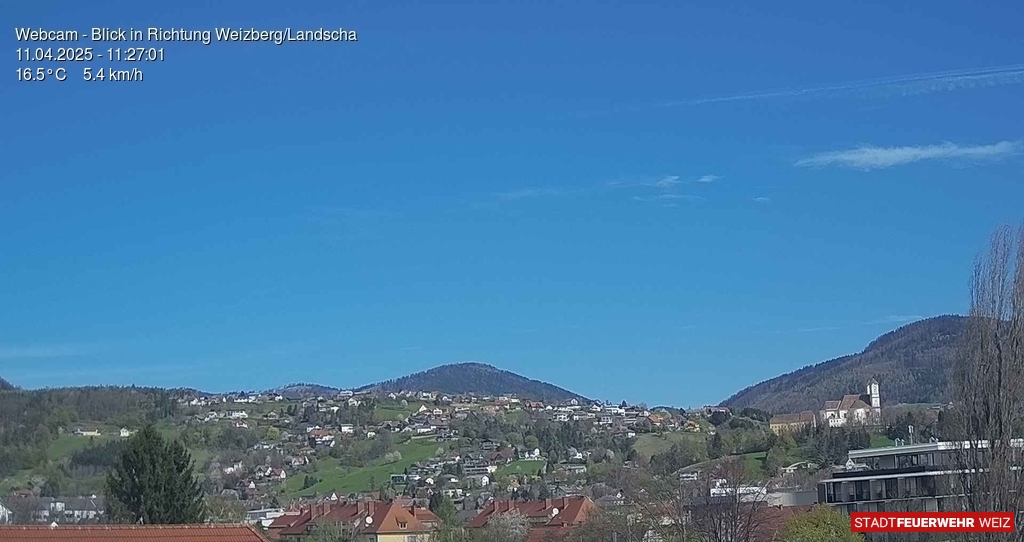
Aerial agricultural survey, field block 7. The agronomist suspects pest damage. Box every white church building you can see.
[819,378,881,427]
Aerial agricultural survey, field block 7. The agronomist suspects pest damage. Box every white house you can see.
[119,428,135,438]
[0,498,11,524]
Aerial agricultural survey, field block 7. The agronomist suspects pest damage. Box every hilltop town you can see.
[1,358,954,542]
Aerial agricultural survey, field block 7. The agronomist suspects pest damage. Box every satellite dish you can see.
[551,508,559,516]
[366,516,373,524]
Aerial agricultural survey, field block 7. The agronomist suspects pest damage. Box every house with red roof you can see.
[468,496,594,542]
[267,501,439,541]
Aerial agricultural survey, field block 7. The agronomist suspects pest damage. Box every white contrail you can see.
[657,64,1024,107]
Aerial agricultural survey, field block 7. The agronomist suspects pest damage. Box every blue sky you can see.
[2,1,1022,407]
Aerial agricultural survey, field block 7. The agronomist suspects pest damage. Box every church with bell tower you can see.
[818,377,882,428]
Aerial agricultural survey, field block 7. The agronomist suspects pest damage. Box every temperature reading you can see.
[16,67,67,81]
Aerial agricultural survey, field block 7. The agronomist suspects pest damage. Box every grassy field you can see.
[741,451,768,477]
[870,435,895,448]
[373,402,428,423]
[286,437,444,497]
[46,433,117,461]
[494,459,546,480]
[0,469,35,494]
[679,451,769,480]
[633,432,706,459]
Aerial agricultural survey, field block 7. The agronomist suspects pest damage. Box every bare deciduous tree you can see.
[476,509,531,542]
[619,458,771,542]
[690,460,771,542]
[573,503,651,542]
[949,223,1024,542]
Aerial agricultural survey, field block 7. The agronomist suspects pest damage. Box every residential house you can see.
[489,448,515,466]
[257,467,287,481]
[73,429,101,437]
[119,428,136,438]
[464,474,490,488]
[516,446,541,460]
[468,497,594,542]
[2,496,105,524]
[0,525,268,541]
[310,429,335,447]
[462,456,494,476]
[268,501,439,541]
[0,499,10,524]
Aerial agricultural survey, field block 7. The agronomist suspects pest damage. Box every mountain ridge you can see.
[722,315,965,414]
[356,361,590,403]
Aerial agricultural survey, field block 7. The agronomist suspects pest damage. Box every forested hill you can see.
[722,315,965,414]
[0,385,180,479]
[0,377,14,391]
[273,382,341,399]
[356,362,590,403]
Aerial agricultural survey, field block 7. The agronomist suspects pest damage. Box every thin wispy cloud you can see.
[632,194,706,203]
[653,175,682,189]
[775,314,924,334]
[659,64,1024,107]
[754,197,771,204]
[795,141,1022,170]
[609,175,720,190]
[495,187,571,200]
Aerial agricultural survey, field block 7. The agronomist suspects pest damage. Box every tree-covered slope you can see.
[722,315,965,414]
[357,362,589,403]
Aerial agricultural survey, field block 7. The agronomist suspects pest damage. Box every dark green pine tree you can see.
[105,425,206,524]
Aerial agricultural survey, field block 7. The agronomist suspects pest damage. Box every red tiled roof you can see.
[0,525,267,542]
[274,501,437,537]
[468,497,594,529]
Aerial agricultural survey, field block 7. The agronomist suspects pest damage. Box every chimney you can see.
[368,501,376,517]
[357,501,365,515]
[544,498,552,509]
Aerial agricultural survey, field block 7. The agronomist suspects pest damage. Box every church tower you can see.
[867,378,880,409]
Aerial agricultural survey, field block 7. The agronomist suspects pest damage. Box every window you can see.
[398,521,408,529]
